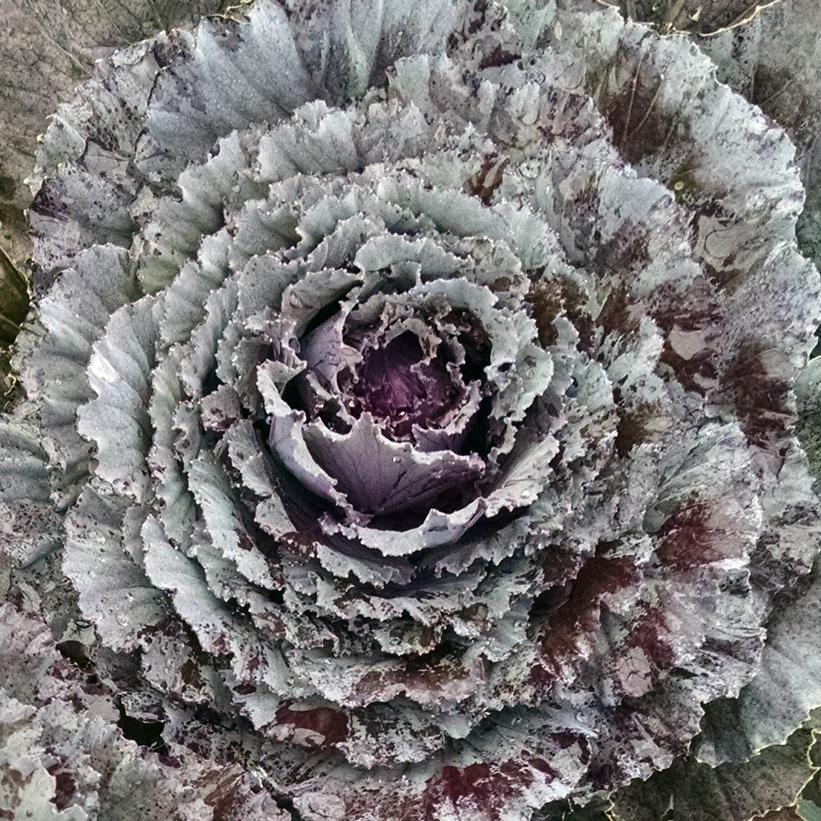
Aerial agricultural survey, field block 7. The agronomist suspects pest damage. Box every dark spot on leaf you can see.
[530,553,639,688]
[528,280,565,346]
[528,277,594,347]
[47,766,77,811]
[603,52,678,166]
[597,286,640,337]
[653,280,721,393]
[621,606,675,671]
[592,220,650,275]
[478,45,521,70]
[724,339,794,456]
[465,153,509,205]
[273,703,350,747]
[180,658,202,688]
[658,501,720,570]
[31,180,70,220]
[615,401,657,456]
[432,761,534,816]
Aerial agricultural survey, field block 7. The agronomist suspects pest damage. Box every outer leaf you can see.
[799,801,821,821]
[0,243,28,401]
[0,0,226,259]
[697,565,821,764]
[686,0,821,271]
[536,797,614,821]
[596,0,784,35]
[0,244,27,347]
[612,728,818,821]
[797,357,821,485]
[0,405,60,566]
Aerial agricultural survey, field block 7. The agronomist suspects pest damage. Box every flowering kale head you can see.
[1,1,821,819]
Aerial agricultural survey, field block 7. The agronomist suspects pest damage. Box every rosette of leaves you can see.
[2,1,821,819]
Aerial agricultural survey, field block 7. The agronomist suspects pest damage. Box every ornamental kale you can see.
[2,2,821,819]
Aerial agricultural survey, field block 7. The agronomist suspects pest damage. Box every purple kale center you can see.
[352,332,458,438]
